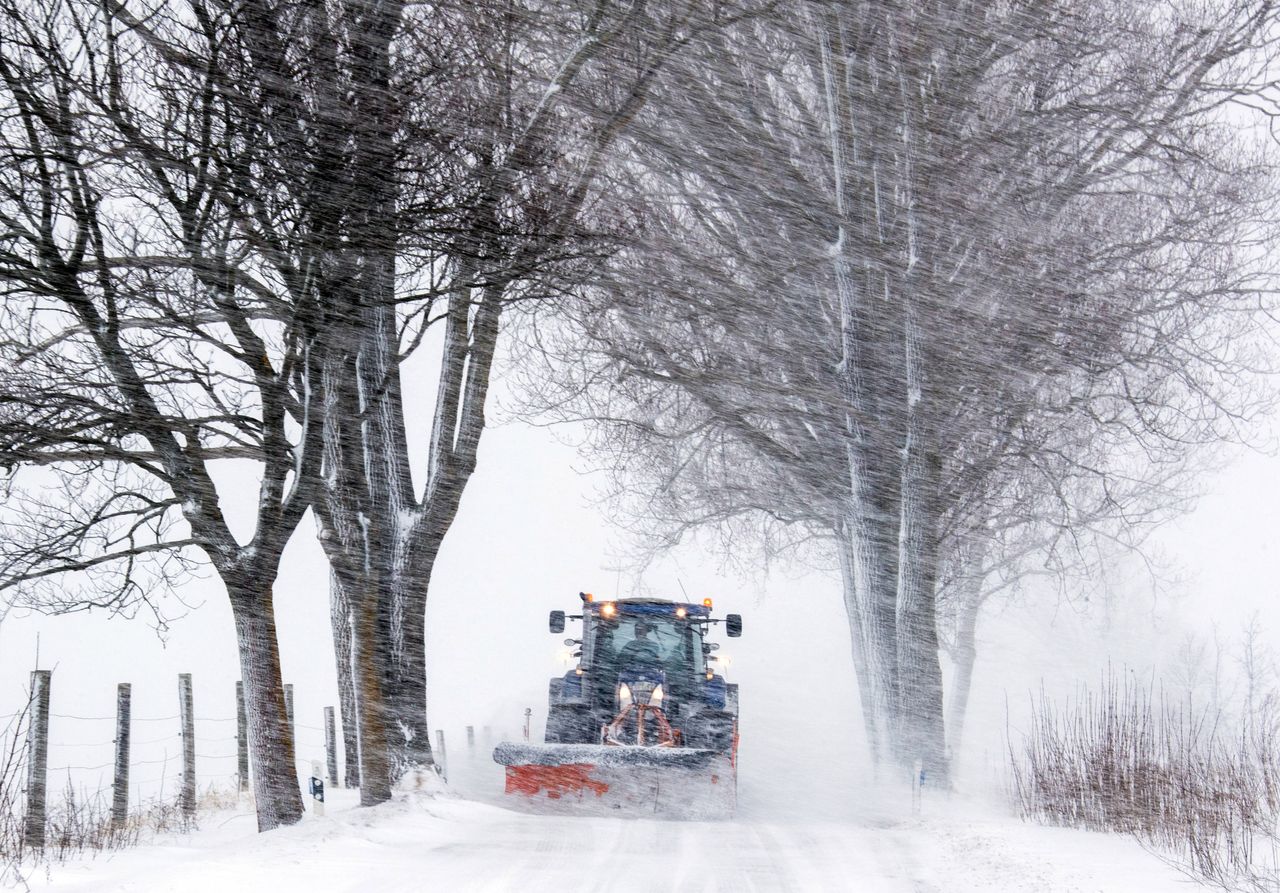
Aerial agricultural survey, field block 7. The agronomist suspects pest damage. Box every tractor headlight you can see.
[650,685,664,707]
[618,683,633,707]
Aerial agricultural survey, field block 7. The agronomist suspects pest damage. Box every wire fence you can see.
[1,669,346,839]
[0,669,495,892]
[3,670,498,847]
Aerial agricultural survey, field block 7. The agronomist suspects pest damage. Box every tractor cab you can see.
[587,606,704,697]
[545,594,741,750]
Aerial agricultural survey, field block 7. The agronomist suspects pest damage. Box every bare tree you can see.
[935,437,1198,757]
[304,0,772,796]
[0,0,324,829]
[533,0,1280,783]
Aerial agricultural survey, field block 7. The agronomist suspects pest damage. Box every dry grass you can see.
[0,707,237,890]
[1010,671,1280,890]
[0,708,28,889]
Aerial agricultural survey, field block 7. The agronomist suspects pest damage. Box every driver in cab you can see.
[617,619,662,668]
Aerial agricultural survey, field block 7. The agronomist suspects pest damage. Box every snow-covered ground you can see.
[21,744,1192,893]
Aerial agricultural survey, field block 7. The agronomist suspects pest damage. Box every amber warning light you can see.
[703,597,713,609]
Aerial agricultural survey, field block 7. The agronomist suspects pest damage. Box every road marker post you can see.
[309,759,325,817]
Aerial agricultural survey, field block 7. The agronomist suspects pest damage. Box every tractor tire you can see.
[545,705,596,744]
[684,710,736,753]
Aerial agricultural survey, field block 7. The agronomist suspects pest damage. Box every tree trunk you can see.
[386,549,436,776]
[836,483,901,772]
[350,572,394,805]
[837,541,886,758]
[316,256,401,804]
[896,443,949,787]
[380,283,503,776]
[228,585,304,831]
[830,248,905,770]
[329,570,362,788]
[946,594,980,760]
[363,303,435,779]
[894,298,949,786]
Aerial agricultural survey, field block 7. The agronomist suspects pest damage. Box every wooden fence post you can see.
[235,681,248,794]
[112,683,131,829]
[324,707,338,787]
[466,725,475,751]
[22,669,50,850]
[178,673,195,817]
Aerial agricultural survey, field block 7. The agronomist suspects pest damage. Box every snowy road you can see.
[29,750,1192,893]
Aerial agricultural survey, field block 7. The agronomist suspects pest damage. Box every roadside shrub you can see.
[1010,671,1280,890]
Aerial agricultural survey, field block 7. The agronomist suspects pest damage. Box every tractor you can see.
[493,592,742,817]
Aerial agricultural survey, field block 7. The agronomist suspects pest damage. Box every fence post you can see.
[112,683,131,830]
[324,707,338,787]
[178,673,195,817]
[466,725,475,751]
[23,669,51,850]
[235,681,249,794]
[284,683,295,753]
[435,730,448,782]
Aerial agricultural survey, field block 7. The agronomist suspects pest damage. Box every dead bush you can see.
[1010,671,1280,890]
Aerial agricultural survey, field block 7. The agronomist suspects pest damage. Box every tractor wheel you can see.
[545,705,595,744]
[685,710,736,753]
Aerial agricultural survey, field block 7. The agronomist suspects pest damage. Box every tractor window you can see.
[599,616,703,674]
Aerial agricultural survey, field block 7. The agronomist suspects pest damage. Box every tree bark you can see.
[229,585,304,831]
[386,546,437,775]
[349,571,394,805]
[318,328,398,805]
[329,570,362,788]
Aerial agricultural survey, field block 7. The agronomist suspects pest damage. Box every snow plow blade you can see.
[493,742,736,819]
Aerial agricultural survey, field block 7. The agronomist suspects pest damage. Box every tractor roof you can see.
[579,593,712,618]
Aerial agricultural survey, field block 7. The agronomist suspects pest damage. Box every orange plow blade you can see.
[493,743,735,819]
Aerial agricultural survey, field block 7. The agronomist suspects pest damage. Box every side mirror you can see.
[549,610,566,634]
[726,614,742,637]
